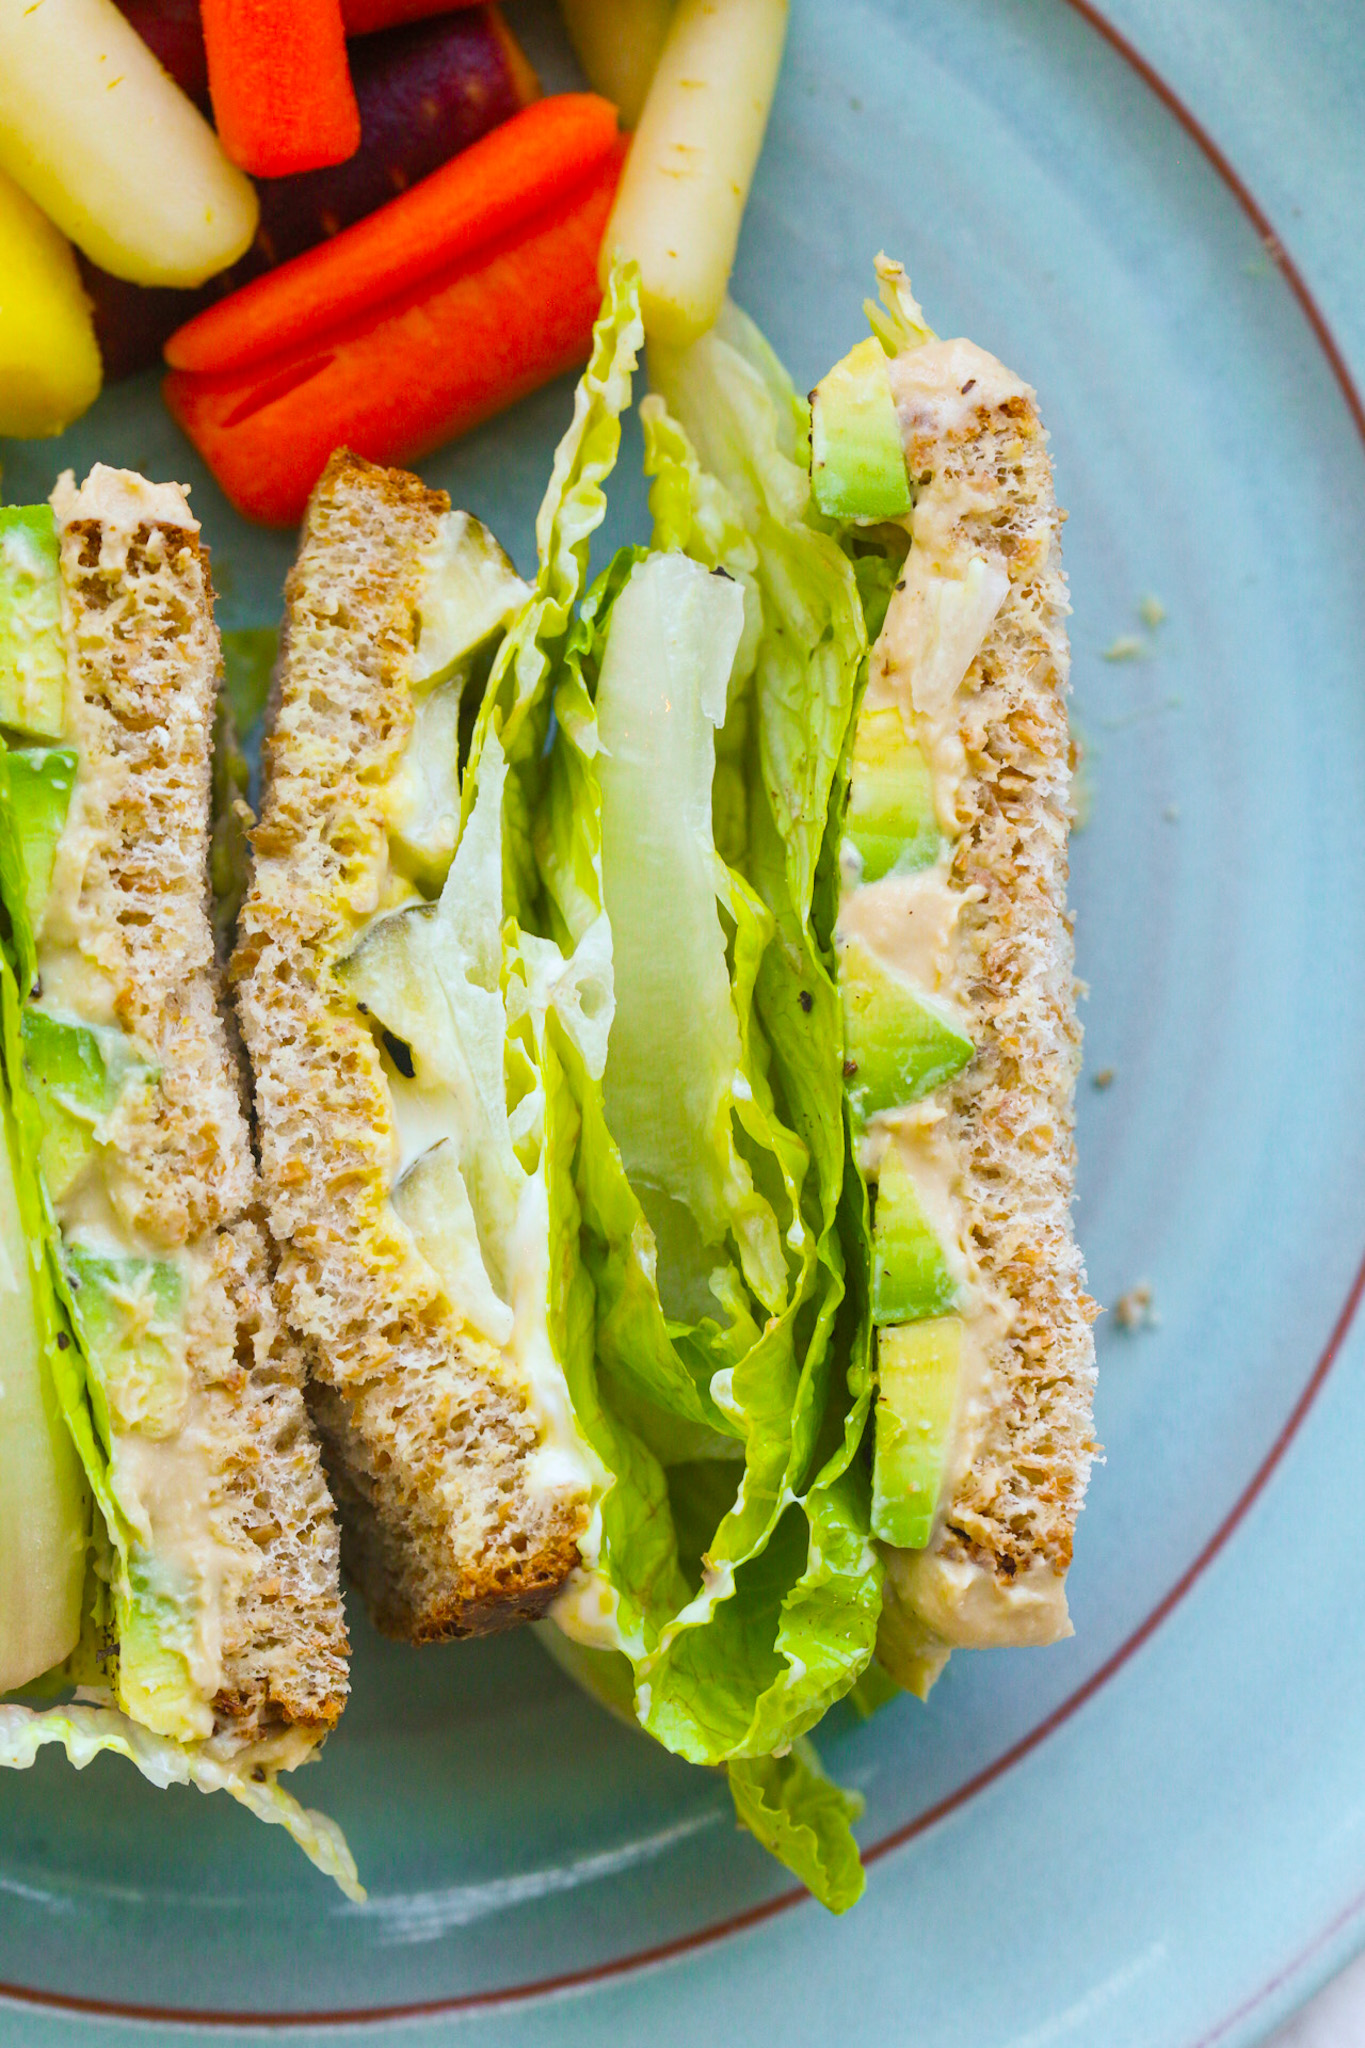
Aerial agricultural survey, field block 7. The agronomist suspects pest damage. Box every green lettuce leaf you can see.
[0,1702,363,1901]
[864,252,935,358]
[728,1736,866,1914]
[219,625,279,741]
[469,259,646,952]
[532,282,879,1801]
[636,304,882,1692]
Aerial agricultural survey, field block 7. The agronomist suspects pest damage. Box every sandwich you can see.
[235,256,1095,1911]
[0,466,357,1895]
[804,261,1099,1693]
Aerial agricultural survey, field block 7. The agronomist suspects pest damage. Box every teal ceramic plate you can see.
[3,0,1364,2040]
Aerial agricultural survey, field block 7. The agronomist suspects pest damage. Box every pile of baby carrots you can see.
[165,87,626,523]
[159,0,627,524]
[0,0,790,526]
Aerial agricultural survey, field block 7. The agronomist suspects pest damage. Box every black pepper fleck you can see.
[799,990,813,1014]
[842,1059,858,1077]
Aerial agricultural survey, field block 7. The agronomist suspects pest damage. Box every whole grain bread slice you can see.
[231,451,585,1643]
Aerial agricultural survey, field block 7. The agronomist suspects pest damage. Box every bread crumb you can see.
[1114,1281,1157,1332]
[1138,594,1166,629]
[1070,717,1094,831]
[1092,1067,1115,1090]
[1163,803,1180,822]
[1103,634,1145,662]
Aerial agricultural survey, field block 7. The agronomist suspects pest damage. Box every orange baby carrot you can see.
[201,0,361,178]
[164,138,627,526]
[165,94,619,376]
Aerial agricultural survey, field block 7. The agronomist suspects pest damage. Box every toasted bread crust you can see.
[233,451,585,1642]
[52,471,348,1739]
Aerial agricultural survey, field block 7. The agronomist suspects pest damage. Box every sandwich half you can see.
[0,466,355,1891]
[237,278,880,1912]
[806,258,1099,1690]
[231,447,601,1641]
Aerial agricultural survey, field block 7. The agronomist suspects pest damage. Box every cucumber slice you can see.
[414,511,529,693]
[391,1139,513,1347]
[333,903,442,1056]
[385,680,462,893]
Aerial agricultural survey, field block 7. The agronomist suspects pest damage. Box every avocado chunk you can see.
[839,937,974,1121]
[63,1244,188,1439]
[385,679,463,893]
[414,511,529,692]
[392,1138,513,1347]
[115,1575,206,1742]
[810,337,913,523]
[60,1246,200,1739]
[872,1146,959,1324]
[846,706,939,883]
[6,745,76,933]
[871,1315,962,1550]
[0,507,66,742]
[21,1010,146,1202]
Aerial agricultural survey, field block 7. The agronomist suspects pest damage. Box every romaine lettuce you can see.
[511,278,881,1912]
[0,1702,363,1900]
[728,1737,866,1915]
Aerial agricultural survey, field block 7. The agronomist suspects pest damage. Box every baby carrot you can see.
[164,139,627,526]
[200,0,361,177]
[165,94,619,377]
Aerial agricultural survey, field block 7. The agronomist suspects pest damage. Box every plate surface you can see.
[3,1,1365,2041]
